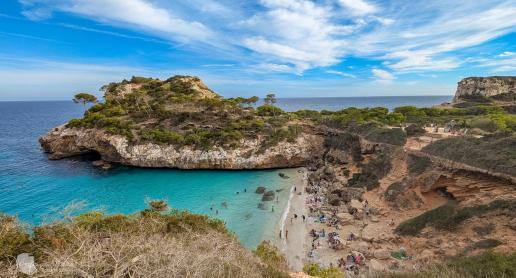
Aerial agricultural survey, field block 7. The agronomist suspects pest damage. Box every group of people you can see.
[328,231,344,250]
[337,252,365,274]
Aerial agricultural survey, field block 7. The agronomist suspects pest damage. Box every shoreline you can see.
[273,167,308,272]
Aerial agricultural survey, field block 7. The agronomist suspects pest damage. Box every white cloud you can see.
[498,51,515,57]
[242,0,349,72]
[251,63,299,74]
[17,0,516,76]
[326,70,356,78]
[372,69,395,82]
[20,0,214,43]
[337,0,378,16]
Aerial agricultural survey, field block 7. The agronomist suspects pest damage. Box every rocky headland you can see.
[40,76,324,169]
[454,76,516,102]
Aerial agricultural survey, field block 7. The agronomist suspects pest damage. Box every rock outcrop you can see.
[453,76,516,102]
[39,125,323,169]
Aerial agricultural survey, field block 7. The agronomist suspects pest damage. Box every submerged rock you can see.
[262,191,275,201]
[255,186,266,194]
[257,202,267,210]
[278,172,290,179]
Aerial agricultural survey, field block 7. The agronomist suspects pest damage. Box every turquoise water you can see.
[0,97,449,247]
[0,101,294,248]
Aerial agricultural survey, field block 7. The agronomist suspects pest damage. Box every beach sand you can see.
[273,168,309,272]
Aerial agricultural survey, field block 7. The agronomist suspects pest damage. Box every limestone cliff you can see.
[453,76,516,102]
[40,125,323,169]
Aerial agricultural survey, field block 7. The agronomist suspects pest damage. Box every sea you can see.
[0,96,451,248]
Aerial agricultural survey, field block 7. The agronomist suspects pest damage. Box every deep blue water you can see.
[272,95,452,111]
[0,96,451,247]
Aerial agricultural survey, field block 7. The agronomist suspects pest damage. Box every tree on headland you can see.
[264,93,277,106]
[244,96,259,106]
[73,93,98,110]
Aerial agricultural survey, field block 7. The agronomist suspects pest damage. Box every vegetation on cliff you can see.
[395,199,516,236]
[0,202,289,277]
[422,133,516,176]
[66,76,302,150]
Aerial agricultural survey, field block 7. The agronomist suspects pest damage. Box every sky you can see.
[0,0,515,100]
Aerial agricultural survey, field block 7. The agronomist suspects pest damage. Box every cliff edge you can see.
[453,76,516,102]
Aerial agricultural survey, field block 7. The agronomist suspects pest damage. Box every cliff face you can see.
[40,125,324,169]
[454,76,516,102]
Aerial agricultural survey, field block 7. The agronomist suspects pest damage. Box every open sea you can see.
[0,96,451,248]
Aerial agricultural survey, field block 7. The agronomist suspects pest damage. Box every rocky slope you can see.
[453,76,516,102]
[40,125,323,169]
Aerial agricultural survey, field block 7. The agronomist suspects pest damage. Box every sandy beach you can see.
[273,168,309,272]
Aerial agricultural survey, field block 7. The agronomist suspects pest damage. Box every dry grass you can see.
[0,205,289,278]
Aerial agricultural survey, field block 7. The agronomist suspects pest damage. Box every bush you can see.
[361,126,407,146]
[303,263,344,278]
[383,251,516,278]
[449,251,516,277]
[257,105,283,116]
[142,128,184,144]
[395,201,456,236]
[395,199,516,236]
[254,241,289,277]
[407,154,432,175]
[469,117,500,132]
[405,124,426,136]
[422,134,516,176]
[362,149,392,179]
[0,214,31,261]
[347,171,379,190]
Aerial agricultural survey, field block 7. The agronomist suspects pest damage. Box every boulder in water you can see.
[278,172,290,179]
[255,186,266,194]
[92,160,104,167]
[262,190,275,201]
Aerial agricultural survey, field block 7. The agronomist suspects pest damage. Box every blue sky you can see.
[0,0,515,100]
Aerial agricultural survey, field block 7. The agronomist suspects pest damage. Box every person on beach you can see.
[294,187,297,192]
[272,205,275,212]
[279,230,282,239]
[302,215,306,221]
[294,214,298,219]
[286,230,288,239]
[244,188,247,193]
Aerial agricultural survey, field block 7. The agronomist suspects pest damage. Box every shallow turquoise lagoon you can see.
[0,101,293,248]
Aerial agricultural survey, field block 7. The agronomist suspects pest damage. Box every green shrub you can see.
[362,149,392,179]
[254,241,289,277]
[142,128,184,144]
[257,104,284,116]
[303,263,344,278]
[324,132,362,162]
[407,154,432,175]
[469,117,500,132]
[0,214,31,261]
[347,171,379,190]
[405,124,426,136]
[449,251,516,277]
[361,126,407,146]
[422,134,516,176]
[395,202,457,236]
[396,199,516,236]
